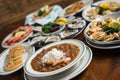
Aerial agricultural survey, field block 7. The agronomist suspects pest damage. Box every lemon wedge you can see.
[56,22,66,25]
[14,31,26,37]
[108,20,118,26]
[45,8,50,13]
[56,18,67,25]
[100,3,109,9]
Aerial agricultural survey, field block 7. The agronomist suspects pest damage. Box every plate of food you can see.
[84,12,120,46]
[2,26,33,48]
[60,0,93,17]
[27,17,86,47]
[0,43,35,75]
[24,39,86,77]
[24,46,92,80]
[82,0,120,21]
[25,5,62,25]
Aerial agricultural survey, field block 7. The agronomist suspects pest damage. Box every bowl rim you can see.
[24,39,86,77]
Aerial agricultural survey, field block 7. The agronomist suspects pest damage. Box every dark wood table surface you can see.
[0,0,120,80]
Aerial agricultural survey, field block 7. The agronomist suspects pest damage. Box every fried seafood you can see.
[87,1,120,20]
[85,17,120,41]
[65,1,85,15]
[4,46,25,71]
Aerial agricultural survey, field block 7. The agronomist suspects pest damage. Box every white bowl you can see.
[24,46,93,80]
[24,39,86,77]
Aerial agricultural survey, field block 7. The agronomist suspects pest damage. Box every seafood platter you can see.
[27,17,86,48]
[84,12,120,49]
[82,0,120,21]
[60,0,93,17]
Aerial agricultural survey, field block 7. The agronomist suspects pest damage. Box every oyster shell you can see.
[30,32,42,38]
[45,35,61,43]
[30,36,47,45]
[68,19,86,29]
[33,26,42,32]
[59,29,78,39]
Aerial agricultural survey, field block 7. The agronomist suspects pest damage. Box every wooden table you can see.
[0,0,120,80]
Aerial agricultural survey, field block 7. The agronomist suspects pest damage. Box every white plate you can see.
[82,0,120,21]
[60,0,93,17]
[24,39,86,77]
[84,12,120,45]
[25,5,62,25]
[0,43,35,75]
[86,39,120,49]
[1,28,33,48]
[24,46,93,80]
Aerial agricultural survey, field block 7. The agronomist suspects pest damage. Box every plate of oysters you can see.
[27,16,86,48]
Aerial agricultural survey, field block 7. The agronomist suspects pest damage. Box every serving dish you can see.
[27,17,86,48]
[60,0,93,17]
[82,0,120,21]
[2,26,33,48]
[84,12,120,45]
[24,39,86,77]
[24,46,92,80]
[0,43,35,75]
[25,5,62,25]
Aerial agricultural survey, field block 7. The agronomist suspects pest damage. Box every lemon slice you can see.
[45,8,50,13]
[100,3,109,9]
[14,31,26,37]
[56,18,67,25]
[56,22,66,25]
[108,20,118,26]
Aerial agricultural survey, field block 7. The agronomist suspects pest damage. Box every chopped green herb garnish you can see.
[42,22,59,33]
[38,10,45,16]
[102,23,120,34]
[99,7,108,14]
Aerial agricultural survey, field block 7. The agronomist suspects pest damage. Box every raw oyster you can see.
[33,26,42,32]
[68,19,86,29]
[59,29,78,39]
[45,35,61,43]
[30,32,42,38]
[30,36,47,45]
